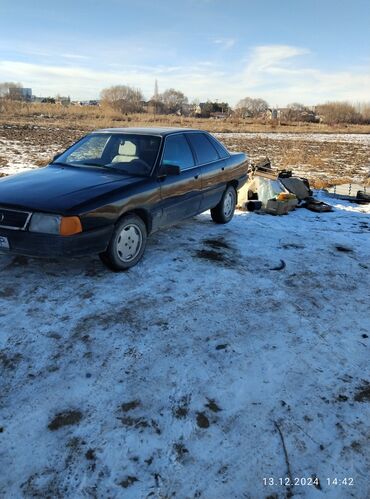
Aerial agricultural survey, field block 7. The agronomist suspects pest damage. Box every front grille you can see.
[0,207,32,230]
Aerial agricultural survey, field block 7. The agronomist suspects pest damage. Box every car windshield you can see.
[55,133,161,176]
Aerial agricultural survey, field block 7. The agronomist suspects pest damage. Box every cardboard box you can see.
[265,199,291,215]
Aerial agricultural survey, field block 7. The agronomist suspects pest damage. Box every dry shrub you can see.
[310,177,353,189]
[316,102,362,124]
[1,100,370,134]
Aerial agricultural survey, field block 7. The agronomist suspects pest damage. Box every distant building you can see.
[193,102,230,118]
[265,108,279,120]
[8,87,32,101]
[210,111,228,120]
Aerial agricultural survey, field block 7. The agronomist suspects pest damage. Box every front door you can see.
[158,133,202,226]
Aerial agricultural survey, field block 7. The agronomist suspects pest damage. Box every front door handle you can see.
[194,174,199,179]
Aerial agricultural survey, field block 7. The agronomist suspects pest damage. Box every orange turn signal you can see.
[60,216,82,236]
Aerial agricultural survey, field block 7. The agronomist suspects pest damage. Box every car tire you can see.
[210,186,236,224]
[99,214,147,271]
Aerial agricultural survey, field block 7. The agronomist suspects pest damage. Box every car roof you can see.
[93,127,207,137]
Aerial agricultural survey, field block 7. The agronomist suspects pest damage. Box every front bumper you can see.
[0,225,114,258]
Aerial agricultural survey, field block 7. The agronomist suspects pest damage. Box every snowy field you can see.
[1,128,370,183]
[1,192,370,498]
[216,132,370,146]
[0,137,60,176]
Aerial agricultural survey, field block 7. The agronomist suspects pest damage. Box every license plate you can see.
[0,236,10,249]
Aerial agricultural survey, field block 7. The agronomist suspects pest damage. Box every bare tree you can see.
[100,85,144,113]
[283,102,314,122]
[0,82,23,99]
[316,102,361,124]
[157,88,188,114]
[235,97,269,118]
[359,103,370,124]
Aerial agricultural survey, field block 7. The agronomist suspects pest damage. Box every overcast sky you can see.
[0,0,369,106]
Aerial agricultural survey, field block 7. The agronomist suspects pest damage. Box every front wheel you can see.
[210,186,236,224]
[99,214,147,271]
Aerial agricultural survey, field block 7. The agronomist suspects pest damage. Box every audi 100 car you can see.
[0,128,248,270]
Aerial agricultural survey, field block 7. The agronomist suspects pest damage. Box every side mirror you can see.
[158,164,181,177]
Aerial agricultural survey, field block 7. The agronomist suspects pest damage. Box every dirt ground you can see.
[0,121,369,187]
[1,117,370,498]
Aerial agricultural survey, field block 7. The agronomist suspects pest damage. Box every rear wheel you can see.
[211,186,236,224]
[99,214,147,271]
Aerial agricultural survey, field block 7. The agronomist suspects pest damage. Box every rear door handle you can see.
[221,167,225,171]
[194,174,199,179]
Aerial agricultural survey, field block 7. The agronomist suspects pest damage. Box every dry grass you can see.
[1,101,370,134]
[220,135,370,187]
[309,177,354,189]
[0,102,369,187]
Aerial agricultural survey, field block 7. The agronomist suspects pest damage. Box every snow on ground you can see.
[216,132,370,146]
[0,138,60,176]
[1,194,369,498]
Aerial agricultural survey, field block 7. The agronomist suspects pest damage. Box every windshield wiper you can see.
[79,162,105,167]
[102,164,148,176]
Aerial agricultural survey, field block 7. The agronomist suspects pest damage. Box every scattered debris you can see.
[354,384,370,402]
[279,173,312,200]
[274,421,294,498]
[173,442,189,460]
[215,344,228,350]
[303,197,333,212]
[121,400,141,412]
[119,476,138,488]
[196,412,210,429]
[245,200,263,212]
[336,394,349,402]
[48,410,83,431]
[205,398,222,413]
[203,238,230,249]
[336,246,353,253]
[238,157,333,215]
[173,396,190,419]
[85,449,96,461]
[270,260,286,271]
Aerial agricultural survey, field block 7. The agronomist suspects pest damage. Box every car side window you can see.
[207,134,229,159]
[187,133,220,165]
[162,134,195,170]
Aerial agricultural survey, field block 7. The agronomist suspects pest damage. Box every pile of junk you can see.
[238,158,333,215]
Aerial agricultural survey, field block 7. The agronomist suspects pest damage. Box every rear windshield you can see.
[55,133,161,176]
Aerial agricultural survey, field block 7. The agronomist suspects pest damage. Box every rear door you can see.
[158,133,202,226]
[186,132,227,211]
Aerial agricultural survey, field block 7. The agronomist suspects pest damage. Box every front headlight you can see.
[29,213,82,236]
[29,213,61,234]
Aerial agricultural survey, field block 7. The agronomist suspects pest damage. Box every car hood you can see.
[0,165,143,213]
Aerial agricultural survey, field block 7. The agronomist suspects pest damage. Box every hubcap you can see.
[116,223,143,262]
[223,191,235,217]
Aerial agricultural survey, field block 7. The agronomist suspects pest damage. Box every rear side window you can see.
[162,134,195,170]
[208,134,229,159]
[187,133,220,164]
